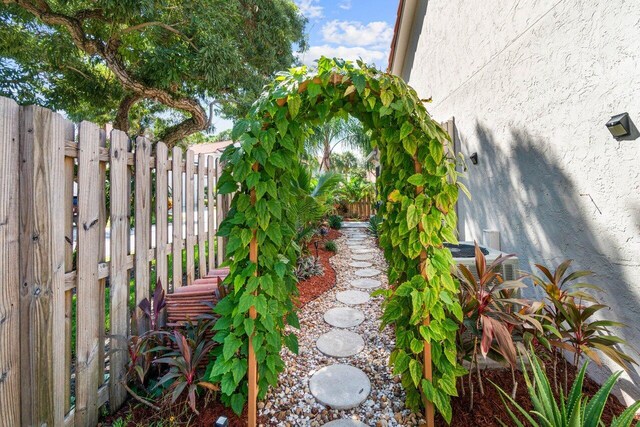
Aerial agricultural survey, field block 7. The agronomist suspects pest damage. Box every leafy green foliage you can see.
[152,323,218,414]
[324,240,337,252]
[532,261,636,377]
[208,57,464,420]
[328,214,343,229]
[0,0,306,144]
[368,214,383,237]
[295,255,324,280]
[494,348,640,427]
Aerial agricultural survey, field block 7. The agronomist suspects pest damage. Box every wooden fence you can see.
[345,196,373,219]
[0,97,231,426]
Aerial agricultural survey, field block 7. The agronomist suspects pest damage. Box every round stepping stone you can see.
[316,329,365,357]
[352,248,375,254]
[324,307,365,328]
[352,253,374,261]
[351,278,381,289]
[348,246,370,251]
[349,261,373,268]
[309,364,371,409]
[336,290,370,305]
[323,420,368,427]
[346,240,365,245]
[354,268,381,278]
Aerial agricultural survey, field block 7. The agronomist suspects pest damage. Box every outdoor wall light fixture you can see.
[606,113,631,138]
[469,152,478,165]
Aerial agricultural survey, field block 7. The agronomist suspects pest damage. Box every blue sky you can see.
[212,0,398,133]
[295,0,398,70]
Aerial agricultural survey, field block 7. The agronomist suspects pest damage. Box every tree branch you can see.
[114,21,196,49]
[9,0,209,147]
[113,93,142,133]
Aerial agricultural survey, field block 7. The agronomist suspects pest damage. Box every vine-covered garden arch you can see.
[208,58,465,425]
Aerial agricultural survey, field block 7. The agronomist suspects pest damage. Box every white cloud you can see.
[295,0,323,19]
[321,20,393,48]
[338,0,352,10]
[300,44,388,68]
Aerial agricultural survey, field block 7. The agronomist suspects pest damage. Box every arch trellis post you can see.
[208,58,465,426]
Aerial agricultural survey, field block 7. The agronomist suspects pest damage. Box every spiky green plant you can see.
[494,348,640,427]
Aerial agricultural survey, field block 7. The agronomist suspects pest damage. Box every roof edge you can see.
[387,0,418,77]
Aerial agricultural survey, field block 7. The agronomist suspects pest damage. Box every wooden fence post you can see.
[18,104,66,426]
[414,158,434,426]
[0,97,21,427]
[109,129,132,411]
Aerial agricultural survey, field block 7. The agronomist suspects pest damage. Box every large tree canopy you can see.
[0,0,306,145]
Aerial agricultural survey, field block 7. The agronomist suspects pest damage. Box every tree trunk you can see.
[321,137,331,171]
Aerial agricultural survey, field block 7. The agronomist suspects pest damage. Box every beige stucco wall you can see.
[399,0,640,404]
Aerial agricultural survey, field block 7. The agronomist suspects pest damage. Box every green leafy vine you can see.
[207,57,465,422]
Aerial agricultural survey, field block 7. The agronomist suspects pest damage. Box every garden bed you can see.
[295,228,341,307]
[437,350,630,426]
[101,231,341,427]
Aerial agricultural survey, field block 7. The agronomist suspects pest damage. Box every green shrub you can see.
[295,256,324,280]
[368,214,382,237]
[494,348,640,427]
[328,214,343,229]
[324,240,337,252]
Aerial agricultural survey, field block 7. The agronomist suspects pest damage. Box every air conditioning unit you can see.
[446,242,519,282]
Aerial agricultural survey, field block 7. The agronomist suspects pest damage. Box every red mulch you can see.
[295,228,340,307]
[437,350,631,426]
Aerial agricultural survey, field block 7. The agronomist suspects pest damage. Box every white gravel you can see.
[257,230,426,426]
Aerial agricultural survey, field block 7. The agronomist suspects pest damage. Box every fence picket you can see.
[135,137,152,329]
[207,156,216,270]
[63,121,75,416]
[0,97,20,427]
[18,104,66,426]
[108,129,131,411]
[75,121,103,426]
[197,153,207,277]
[156,143,169,291]
[185,150,195,285]
[172,147,184,289]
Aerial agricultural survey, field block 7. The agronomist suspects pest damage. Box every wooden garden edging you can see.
[0,97,231,427]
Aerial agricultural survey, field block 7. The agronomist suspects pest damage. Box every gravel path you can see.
[258,224,425,426]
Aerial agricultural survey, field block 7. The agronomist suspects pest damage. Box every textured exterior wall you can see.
[400,0,640,404]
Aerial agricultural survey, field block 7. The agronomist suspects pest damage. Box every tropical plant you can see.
[295,255,324,280]
[1,0,306,145]
[126,281,168,386]
[324,240,337,252]
[153,323,218,414]
[336,173,375,204]
[330,151,360,174]
[532,260,636,393]
[368,214,383,237]
[454,242,543,403]
[328,214,343,229]
[305,117,371,171]
[494,348,640,427]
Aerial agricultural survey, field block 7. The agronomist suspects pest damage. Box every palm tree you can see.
[305,118,371,171]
